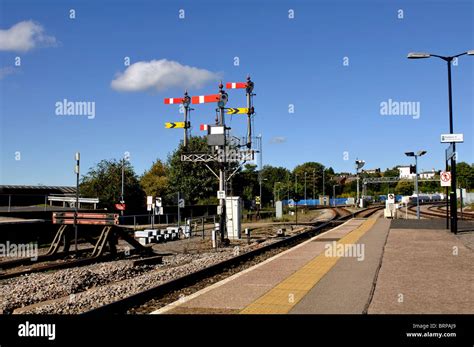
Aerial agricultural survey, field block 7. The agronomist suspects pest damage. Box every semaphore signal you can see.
[164,77,257,242]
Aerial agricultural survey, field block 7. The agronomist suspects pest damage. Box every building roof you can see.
[0,185,76,194]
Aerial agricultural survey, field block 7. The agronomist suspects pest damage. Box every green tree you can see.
[140,159,169,198]
[383,167,400,177]
[457,162,474,190]
[260,165,292,204]
[80,159,144,211]
[167,136,218,204]
[395,180,413,196]
[293,162,332,199]
[233,163,259,203]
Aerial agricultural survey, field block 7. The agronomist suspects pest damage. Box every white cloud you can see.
[0,20,57,52]
[111,59,221,92]
[270,136,287,144]
[0,67,16,79]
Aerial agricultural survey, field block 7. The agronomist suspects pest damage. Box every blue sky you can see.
[1,0,473,185]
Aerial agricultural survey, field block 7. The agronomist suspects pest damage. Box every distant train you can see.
[408,194,442,204]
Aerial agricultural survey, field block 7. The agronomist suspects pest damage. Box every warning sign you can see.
[440,171,451,187]
[387,194,395,203]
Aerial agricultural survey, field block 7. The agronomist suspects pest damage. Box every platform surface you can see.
[152,215,473,315]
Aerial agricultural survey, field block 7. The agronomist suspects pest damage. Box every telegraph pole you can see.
[74,152,80,254]
[121,157,125,216]
[304,171,307,203]
[322,167,325,196]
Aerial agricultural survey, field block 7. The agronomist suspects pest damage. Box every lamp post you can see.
[322,167,325,196]
[332,184,339,207]
[405,150,427,220]
[355,159,365,207]
[273,181,281,206]
[304,172,307,204]
[408,50,473,232]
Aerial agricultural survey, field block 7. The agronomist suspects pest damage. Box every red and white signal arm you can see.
[200,124,209,132]
[226,82,247,89]
[191,94,220,104]
[440,171,451,187]
[164,97,184,104]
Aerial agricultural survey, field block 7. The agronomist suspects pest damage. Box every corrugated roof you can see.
[0,185,76,193]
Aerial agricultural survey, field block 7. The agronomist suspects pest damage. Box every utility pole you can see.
[304,171,307,203]
[74,152,80,254]
[258,133,263,207]
[121,157,125,216]
[333,184,339,207]
[287,173,290,202]
[415,156,420,219]
[294,174,298,198]
[312,169,315,200]
[177,191,180,229]
[322,167,325,196]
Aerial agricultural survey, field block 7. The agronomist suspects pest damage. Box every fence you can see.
[0,194,50,211]
[281,198,351,206]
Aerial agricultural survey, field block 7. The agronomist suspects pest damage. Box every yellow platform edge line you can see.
[240,217,377,314]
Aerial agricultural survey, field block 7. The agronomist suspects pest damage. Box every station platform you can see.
[152,215,473,314]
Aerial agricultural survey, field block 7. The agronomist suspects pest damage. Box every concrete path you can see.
[368,227,474,314]
[290,218,390,313]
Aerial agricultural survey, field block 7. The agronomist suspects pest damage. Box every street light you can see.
[355,159,365,207]
[273,181,281,206]
[332,184,339,207]
[408,50,473,233]
[405,150,427,220]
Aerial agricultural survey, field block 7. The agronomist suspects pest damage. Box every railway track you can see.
[82,205,383,315]
[407,202,474,220]
[0,206,347,280]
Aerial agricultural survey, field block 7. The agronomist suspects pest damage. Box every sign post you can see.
[440,171,451,187]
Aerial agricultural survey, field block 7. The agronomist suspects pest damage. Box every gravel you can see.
[0,229,305,315]
[12,252,234,314]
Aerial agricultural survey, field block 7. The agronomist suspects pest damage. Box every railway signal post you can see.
[167,79,257,242]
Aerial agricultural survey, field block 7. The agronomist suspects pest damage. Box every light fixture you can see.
[407,52,431,59]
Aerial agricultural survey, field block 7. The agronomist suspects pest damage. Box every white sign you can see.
[387,193,395,203]
[217,190,226,199]
[156,206,163,215]
[147,196,153,205]
[440,171,451,187]
[446,143,456,161]
[440,133,463,143]
[155,197,162,207]
[210,126,225,135]
[178,198,185,208]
